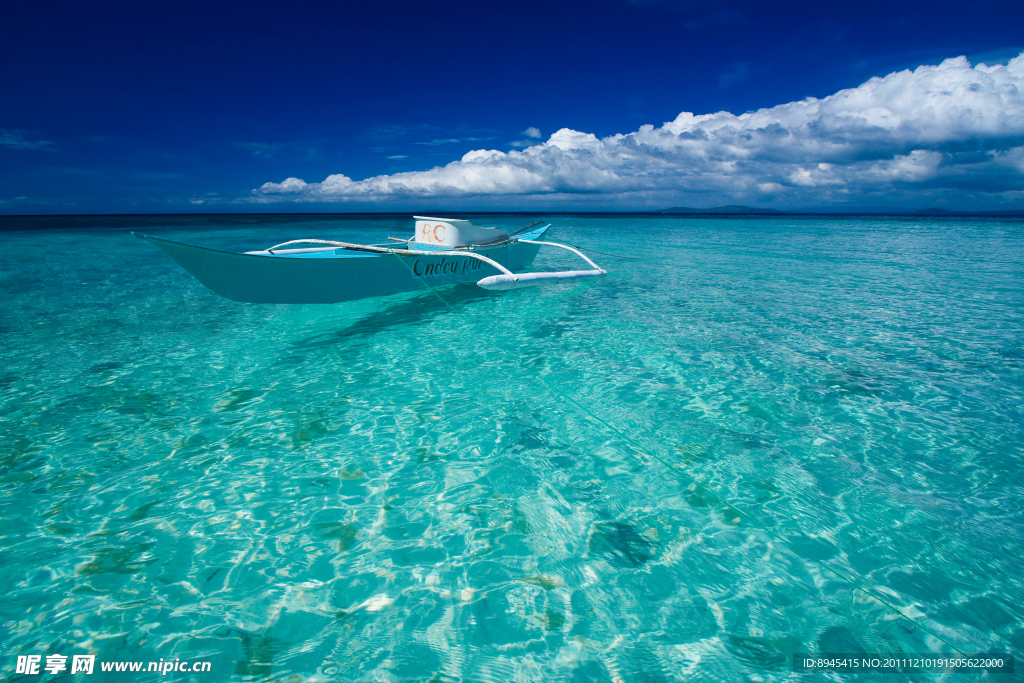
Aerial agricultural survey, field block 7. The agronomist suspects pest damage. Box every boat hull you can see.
[136,228,548,304]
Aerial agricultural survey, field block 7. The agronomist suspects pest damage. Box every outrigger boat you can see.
[134,217,605,304]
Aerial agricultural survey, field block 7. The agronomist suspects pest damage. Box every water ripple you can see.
[1,214,1022,680]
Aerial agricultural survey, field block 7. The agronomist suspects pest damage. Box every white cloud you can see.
[414,138,462,146]
[510,127,544,148]
[233,142,286,158]
[255,52,1024,207]
[132,171,188,180]
[0,129,56,151]
[717,62,749,90]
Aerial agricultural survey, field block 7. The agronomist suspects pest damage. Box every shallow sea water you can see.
[1,214,1022,682]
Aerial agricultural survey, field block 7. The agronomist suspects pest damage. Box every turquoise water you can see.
[1,214,1022,682]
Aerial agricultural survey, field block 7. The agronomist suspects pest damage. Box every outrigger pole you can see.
[262,237,606,290]
[477,240,606,290]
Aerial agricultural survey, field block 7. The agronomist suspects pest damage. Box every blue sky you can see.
[2,0,1023,213]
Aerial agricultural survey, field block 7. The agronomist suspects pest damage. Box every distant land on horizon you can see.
[657,205,1024,216]
[659,205,786,214]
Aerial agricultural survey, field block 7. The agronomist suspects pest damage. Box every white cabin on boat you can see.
[413,216,507,247]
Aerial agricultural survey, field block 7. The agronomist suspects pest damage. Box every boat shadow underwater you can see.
[280,283,496,360]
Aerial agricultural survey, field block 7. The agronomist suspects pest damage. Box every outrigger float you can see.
[134,217,605,304]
